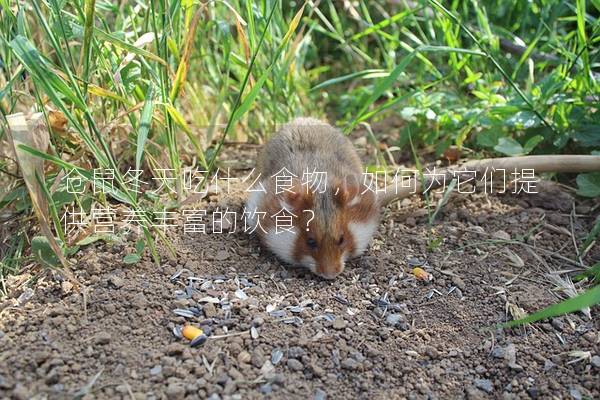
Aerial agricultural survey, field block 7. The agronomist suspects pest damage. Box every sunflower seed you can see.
[190,334,208,347]
[407,257,425,267]
[333,294,350,305]
[170,269,188,281]
[251,326,259,339]
[235,289,248,300]
[172,325,183,339]
[271,348,284,365]
[197,296,220,304]
[281,316,303,326]
[269,310,286,318]
[173,309,196,318]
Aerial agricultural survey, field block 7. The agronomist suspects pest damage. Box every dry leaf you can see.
[6,113,72,272]
[48,110,68,133]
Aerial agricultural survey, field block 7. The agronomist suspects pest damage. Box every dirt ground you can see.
[1,143,599,399]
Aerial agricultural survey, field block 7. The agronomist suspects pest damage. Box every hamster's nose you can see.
[317,266,342,280]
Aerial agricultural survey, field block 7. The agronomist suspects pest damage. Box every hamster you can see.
[245,117,380,279]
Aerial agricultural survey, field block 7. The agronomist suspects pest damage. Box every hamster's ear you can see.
[278,180,314,213]
[334,175,363,208]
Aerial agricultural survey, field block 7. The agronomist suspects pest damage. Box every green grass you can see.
[0,0,598,317]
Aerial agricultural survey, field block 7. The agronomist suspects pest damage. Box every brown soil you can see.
[1,147,599,400]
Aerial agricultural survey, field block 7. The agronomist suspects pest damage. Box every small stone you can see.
[252,316,265,326]
[203,303,217,318]
[492,230,511,240]
[165,383,185,400]
[108,275,125,288]
[311,363,325,377]
[332,318,346,330]
[474,378,494,394]
[259,384,273,394]
[424,346,439,359]
[385,313,409,331]
[543,359,555,371]
[214,250,230,261]
[491,346,505,359]
[569,388,582,400]
[527,387,539,399]
[590,355,600,368]
[287,358,303,371]
[166,343,183,356]
[150,365,162,376]
[314,388,327,400]
[288,346,305,359]
[341,358,359,370]
[582,332,597,344]
[237,351,251,364]
[12,383,29,400]
[0,375,11,390]
[551,318,565,332]
[252,351,265,368]
[61,281,74,294]
[385,313,403,326]
[451,276,466,291]
[94,331,111,345]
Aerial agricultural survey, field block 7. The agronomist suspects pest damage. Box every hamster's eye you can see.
[306,238,317,249]
[337,235,344,245]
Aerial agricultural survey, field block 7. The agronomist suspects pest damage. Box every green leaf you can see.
[77,234,116,246]
[135,238,145,256]
[345,51,417,133]
[523,135,544,154]
[123,254,141,264]
[505,111,540,129]
[494,137,524,156]
[31,236,62,267]
[574,263,600,282]
[501,285,600,328]
[574,125,600,147]
[576,172,600,197]
[475,127,503,148]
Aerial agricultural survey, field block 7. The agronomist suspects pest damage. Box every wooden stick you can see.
[376,155,600,207]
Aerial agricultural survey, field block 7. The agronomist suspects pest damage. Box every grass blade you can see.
[501,285,600,328]
[136,84,156,172]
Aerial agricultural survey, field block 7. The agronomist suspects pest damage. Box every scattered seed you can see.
[288,306,304,313]
[407,257,424,267]
[190,334,208,347]
[314,314,335,322]
[198,296,220,304]
[271,348,284,365]
[173,309,196,318]
[333,294,350,305]
[413,267,433,282]
[169,269,189,282]
[281,316,303,326]
[269,310,286,318]
[172,325,183,339]
[235,289,248,300]
[251,326,259,339]
[182,325,204,340]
